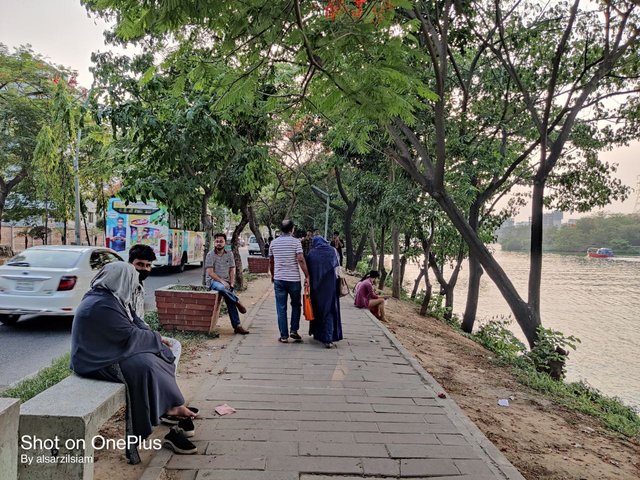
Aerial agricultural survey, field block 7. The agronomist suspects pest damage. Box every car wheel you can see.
[0,314,21,325]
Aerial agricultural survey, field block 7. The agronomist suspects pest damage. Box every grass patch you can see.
[2,352,71,402]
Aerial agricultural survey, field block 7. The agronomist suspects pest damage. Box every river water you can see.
[400,247,640,410]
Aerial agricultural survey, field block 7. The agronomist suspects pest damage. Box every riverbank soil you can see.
[377,288,640,479]
[92,274,273,480]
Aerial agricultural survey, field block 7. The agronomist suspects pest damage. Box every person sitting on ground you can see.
[205,233,249,334]
[70,262,198,463]
[306,235,343,348]
[354,270,389,321]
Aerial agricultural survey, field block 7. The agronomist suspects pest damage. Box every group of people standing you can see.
[68,222,387,464]
[268,220,343,348]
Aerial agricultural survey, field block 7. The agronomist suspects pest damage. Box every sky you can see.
[1,0,638,219]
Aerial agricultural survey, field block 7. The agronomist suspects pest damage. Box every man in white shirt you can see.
[269,219,310,343]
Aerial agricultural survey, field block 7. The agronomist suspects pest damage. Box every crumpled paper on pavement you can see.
[215,403,237,416]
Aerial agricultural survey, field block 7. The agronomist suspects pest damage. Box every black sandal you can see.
[160,406,199,425]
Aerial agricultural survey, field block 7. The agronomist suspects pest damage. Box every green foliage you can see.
[526,326,580,379]
[1,353,71,402]
[474,318,527,361]
[498,213,640,254]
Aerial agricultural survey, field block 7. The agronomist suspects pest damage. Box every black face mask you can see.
[138,270,150,282]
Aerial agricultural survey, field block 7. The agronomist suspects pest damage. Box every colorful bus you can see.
[105,198,204,269]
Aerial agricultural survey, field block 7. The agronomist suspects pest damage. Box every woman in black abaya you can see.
[306,236,343,348]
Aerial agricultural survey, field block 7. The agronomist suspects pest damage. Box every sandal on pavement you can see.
[160,406,199,425]
[289,332,303,342]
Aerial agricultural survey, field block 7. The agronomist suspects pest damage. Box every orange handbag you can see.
[303,285,314,321]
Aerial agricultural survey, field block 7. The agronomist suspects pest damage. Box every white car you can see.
[0,245,124,325]
[247,235,262,255]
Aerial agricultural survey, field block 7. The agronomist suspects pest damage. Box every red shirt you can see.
[354,280,378,308]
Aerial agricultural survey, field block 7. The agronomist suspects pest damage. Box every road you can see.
[0,248,250,391]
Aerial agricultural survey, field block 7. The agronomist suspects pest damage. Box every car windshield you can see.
[6,250,82,268]
[249,236,256,243]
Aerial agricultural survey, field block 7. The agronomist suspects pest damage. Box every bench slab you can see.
[18,375,125,480]
[1,397,20,480]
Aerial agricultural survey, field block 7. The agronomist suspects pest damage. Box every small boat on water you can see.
[587,247,614,258]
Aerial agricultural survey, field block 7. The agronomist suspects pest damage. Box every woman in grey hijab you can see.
[71,262,197,462]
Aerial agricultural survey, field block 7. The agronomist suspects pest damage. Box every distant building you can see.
[543,210,563,227]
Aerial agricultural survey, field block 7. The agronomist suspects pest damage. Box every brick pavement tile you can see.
[299,402,373,412]
[378,422,459,434]
[195,470,299,480]
[170,471,197,480]
[266,455,363,474]
[205,440,297,456]
[436,434,470,445]
[196,429,270,441]
[349,412,428,423]
[454,459,497,475]
[213,419,299,430]
[269,430,355,443]
[346,396,416,405]
[372,403,443,414]
[298,442,389,458]
[386,444,479,459]
[400,458,460,477]
[165,454,266,470]
[300,476,387,480]
[361,457,401,476]
[218,401,301,411]
[272,410,349,421]
[365,388,435,398]
[354,432,440,445]
[299,420,379,432]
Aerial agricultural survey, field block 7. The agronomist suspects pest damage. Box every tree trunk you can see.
[377,226,387,287]
[411,268,424,299]
[83,211,90,246]
[369,226,378,271]
[201,191,213,286]
[434,191,539,347]
[343,199,358,270]
[462,203,483,333]
[246,204,265,254]
[352,231,367,271]
[419,280,432,316]
[391,225,401,298]
[232,211,249,290]
[528,179,545,317]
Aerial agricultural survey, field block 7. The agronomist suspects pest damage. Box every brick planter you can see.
[155,285,221,333]
[248,256,270,274]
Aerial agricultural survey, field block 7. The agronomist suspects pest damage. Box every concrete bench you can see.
[1,397,20,480]
[18,375,125,480]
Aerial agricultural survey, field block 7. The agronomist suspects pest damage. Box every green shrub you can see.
[474,317,527,360]
[526,326,580,379]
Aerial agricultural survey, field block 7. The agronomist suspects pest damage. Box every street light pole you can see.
[311,185,331,239]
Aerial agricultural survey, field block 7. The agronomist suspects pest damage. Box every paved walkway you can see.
[145,291,524,480]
